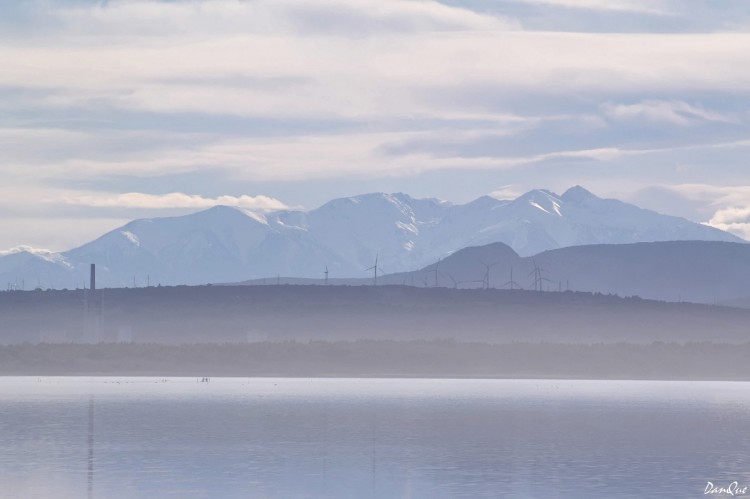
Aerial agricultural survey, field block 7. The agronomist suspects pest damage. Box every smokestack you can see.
[90,264,96,291]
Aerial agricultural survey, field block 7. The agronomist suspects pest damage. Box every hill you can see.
[2,284,749,345]
[244,241,750,305]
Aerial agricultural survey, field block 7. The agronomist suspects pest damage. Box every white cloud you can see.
[509,0,670,14]
[3,121,730,185]
[53,192,290,211]
[1,0,750,250]
[490,185,524,200]
[55,0,518,38]
[3,2,750,122]
[601,100,736,126]
[3,123,749,187]
[658,184,750,240]
[709,206,750,225]
[24,131,629,182]
[707,219,750,240]
[706,201,750,241]
[0,245,59,257]
[0,127,221,183]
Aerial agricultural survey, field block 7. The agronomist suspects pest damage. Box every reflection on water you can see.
[88,395,94,499]
[1,378,750,498]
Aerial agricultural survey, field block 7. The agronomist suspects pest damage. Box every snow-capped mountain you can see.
[0,186,743,289]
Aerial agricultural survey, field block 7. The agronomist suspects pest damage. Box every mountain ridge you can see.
[0,186,743,289]
[266,240,747,306]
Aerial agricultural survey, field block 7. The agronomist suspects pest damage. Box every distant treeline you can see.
[2,340,750,380]
[2,285,750,345]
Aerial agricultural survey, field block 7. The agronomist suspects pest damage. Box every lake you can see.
[1,378,748,498]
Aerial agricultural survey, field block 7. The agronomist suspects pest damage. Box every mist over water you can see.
[2,377,749,498]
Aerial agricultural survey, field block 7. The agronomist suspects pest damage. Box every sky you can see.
[2,0,750,250]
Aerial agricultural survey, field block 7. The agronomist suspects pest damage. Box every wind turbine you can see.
[502,267,523,290]
[365,254,380,286]
[479,259,499,290]
[528,258,551,292]
[432,258,441,288]
[324,266,329,285]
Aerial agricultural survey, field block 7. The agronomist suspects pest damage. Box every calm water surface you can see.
[1,378,749,498]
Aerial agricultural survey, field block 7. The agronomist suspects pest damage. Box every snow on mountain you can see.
[0,246,71,269]
[275,192,451,274]
[64,205,347,288]
[433,186,741,256]
[0,186,743,288]
[0,246,73,289]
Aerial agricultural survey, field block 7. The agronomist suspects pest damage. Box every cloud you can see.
[0,127,222,183]
[2,0,750,251]
[656,184,750,240]
[490,185,525,200]
[705,205,750,241]
[0,245,59,257]
[601,100,737,126]
[54,0,518,38]
[666,184,750,206]
[3,2,750,123]
[0,2,517,121]
[52,192,290,211]
[17,129,632,183]
[6,121,739,186]
[709,204,750,239]
[508,0,670,14]
[3,122,749,188]
[709,206,750,225]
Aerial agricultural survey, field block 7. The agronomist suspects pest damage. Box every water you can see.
[1,378,749,498]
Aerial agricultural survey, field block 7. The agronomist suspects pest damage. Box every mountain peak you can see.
[391,192,451,207]
[511,189,563,215]
[0,187,744,289]
[466,195,507,209]
[193,205,268,224]
[202,205,243,214]
[562,185,598,203]
[516,188,558,200]
[0,245,70,267]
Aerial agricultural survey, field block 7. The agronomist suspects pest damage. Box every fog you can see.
[3,341,750,380]
[2,285,750,379]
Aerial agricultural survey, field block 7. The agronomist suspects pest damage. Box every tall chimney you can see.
[90,264,96,291]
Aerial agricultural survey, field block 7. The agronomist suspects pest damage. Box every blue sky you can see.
[2,0,750,250]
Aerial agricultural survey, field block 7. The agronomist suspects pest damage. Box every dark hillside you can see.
[1,284,749,344]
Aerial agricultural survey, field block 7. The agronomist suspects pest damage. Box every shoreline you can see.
[3,340,750,381]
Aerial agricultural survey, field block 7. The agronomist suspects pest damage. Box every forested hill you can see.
[1,284,749,345]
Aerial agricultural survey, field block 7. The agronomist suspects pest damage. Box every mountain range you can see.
[0,186,743,289]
